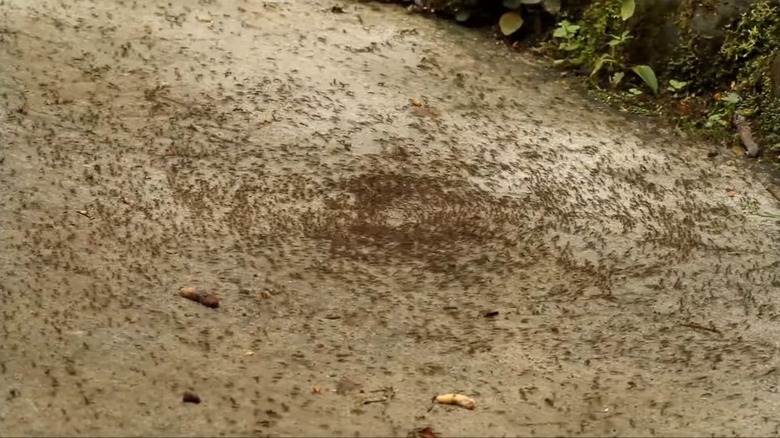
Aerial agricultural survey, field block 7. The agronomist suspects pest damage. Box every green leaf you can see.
[620,0,635,21]
[668,79,687,90]
[553,20,579,38]
[610,72,625,85]
[590,57,605,78]
[502,0,523,9]
[631,65,658,94]
[499,12,524,36]
[722,92,741,104]
[455,10,470,22]
[560,41,580,51]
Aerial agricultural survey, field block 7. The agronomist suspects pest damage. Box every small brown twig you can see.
[363,387,395,405]
[681,322,722,335]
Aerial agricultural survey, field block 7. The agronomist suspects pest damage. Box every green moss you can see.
[560,0,780,156]
[545,0,640,90]
[539,0,780,159]
[719,1,780,152]
[663,1,702,88]
[570,0,622,68]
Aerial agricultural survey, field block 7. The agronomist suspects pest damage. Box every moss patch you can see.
[719,1,780,153]
[395,0,780,160]
[546,0,780,159]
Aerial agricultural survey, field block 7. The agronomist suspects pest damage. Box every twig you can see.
[681,322,722,335]
[363,387,395,405]
[515,422,566,427]
[363,397,390,405]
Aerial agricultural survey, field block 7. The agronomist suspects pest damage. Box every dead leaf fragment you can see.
[417,426,438,438]
[433,393,475,410]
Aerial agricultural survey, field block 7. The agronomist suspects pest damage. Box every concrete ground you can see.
[2,0,780,436]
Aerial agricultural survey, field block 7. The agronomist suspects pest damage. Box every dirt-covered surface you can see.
[2,0,780,436]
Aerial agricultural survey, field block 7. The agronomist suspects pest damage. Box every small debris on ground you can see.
[196,14,213,24]
[182,391,201,404]
[409,426,438,438]
[179,286,221,309]
[433,393,475,410]
[362,386,395,405]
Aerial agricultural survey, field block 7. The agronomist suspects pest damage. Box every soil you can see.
[2,0,780,436]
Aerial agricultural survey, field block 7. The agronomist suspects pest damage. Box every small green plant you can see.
[552,20,581,52]
[550,0,658,95]
[610,71,625,86]
[667,79,688,93]
[706,92,741,128]
[607,30,632,47]
[589,30,631,78]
